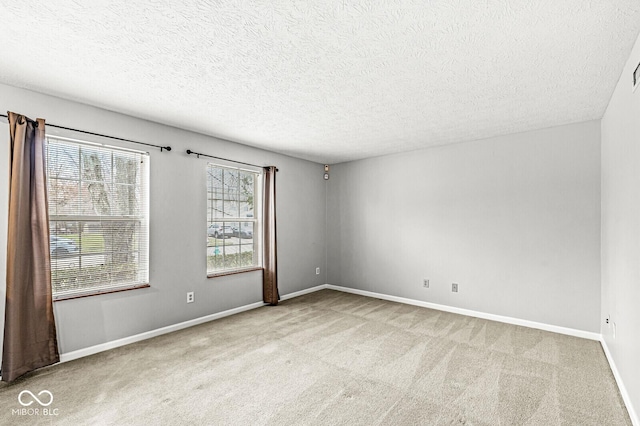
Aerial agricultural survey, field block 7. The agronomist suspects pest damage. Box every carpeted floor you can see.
[0,289,632,425]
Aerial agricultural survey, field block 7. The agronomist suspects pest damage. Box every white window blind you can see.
[46,136,150,299]
[207,163,261,275]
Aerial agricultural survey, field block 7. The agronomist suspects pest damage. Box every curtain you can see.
[262,166,279,305]
[2,112,59,382]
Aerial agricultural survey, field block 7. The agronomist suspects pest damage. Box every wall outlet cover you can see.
[612,322,617,338]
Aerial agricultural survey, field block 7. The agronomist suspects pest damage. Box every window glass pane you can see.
[237,221,255,268]
[208,166,223,219]
[234,221,253,240]
[80,181,112,216]
[77,221,104,254]
[222,168,240,218]
[222,222,240,269]
[81,147,112,183]
[47,136,149,299]
[206,164,260,275]
[48,178,80,216]
[113,153,139,184]
[223,193,239,219]
[114,184,139,216]
[47,142,80,180]
[239,170,255,218]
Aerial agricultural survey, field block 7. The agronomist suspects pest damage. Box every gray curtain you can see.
[262,166,279,305]
[2,112,59,382]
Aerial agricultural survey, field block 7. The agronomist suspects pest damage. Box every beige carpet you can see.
[0,289,631,425]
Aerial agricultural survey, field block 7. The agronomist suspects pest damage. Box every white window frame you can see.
[206,162,262,277]
[46,135,150,300]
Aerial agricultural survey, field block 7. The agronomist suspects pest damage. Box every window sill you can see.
[53,283,150,302]
[207,267,263,278]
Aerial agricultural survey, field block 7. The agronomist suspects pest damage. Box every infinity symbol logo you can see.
[18,390,53,407]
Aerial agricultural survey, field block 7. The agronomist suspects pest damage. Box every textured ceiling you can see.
[1,1,639,164]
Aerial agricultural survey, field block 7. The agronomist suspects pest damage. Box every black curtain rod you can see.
[0,113,172,152]
[186,149,278,171]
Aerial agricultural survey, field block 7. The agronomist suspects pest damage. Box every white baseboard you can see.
[60,285,327,363]
[600,338,639,426]
[60,300,265,363]
[58,283,597,362]
[324,284,601,341]
[280,284,326,301]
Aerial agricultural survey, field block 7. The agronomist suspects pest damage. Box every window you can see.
[46,136,149,299]
[207,163,260,275]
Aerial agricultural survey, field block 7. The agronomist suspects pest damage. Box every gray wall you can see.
[601,30,640,420]
[0,83,327,355]
[327,121,602,332]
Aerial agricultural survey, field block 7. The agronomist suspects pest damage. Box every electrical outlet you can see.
[316,267,320,275]
[606,316,610,325]
[423,279,429,288]
[452,283,458,293]
[187,292,194,304]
